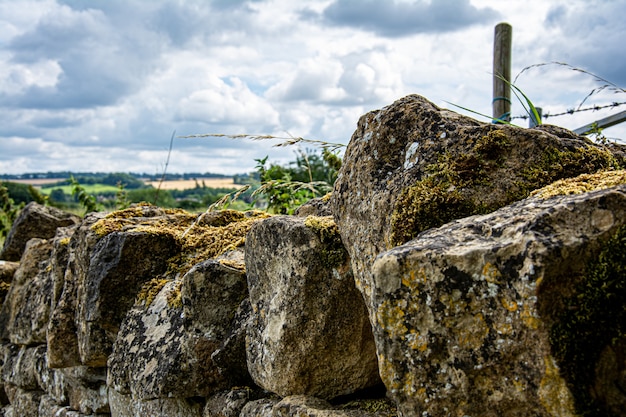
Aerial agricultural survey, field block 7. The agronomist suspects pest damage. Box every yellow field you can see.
[7,178,66,186]
[144,178,237,190]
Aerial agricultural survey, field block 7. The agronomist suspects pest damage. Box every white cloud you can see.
[0,0,624,177]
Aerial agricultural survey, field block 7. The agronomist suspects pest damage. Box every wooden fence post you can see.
[493,23,512,123]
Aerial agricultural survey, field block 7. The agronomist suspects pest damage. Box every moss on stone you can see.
[530,170,626,199]
[91,206,270,278]
[304,215,349,267]
[136,278,169,307]
[166,280,183,308]
[390,177,479,247]
[390,130,622,247]
[549,225,626,416]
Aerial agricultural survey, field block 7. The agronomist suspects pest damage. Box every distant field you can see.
[40,184,120,195]
[8,178,66,186]
[144,178,237,190]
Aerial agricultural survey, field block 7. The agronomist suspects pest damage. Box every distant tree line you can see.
[0,171,231,182]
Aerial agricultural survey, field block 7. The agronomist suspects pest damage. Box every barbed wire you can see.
[511,101,626,120]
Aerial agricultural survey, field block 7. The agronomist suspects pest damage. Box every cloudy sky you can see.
[1,0,625,176]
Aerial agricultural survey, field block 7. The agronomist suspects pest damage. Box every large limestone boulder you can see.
[331,94,623,305]
[0,202,80,262]
[245,215,380,399]
[371,183,626,416]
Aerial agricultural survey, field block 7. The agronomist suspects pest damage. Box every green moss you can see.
[166,280,183,308]
[549,225,626,416]
[531,170,626,199]
[390,178,480,247]
[137,278,169,307]
[390,129,621,247]
[304,215,349,267]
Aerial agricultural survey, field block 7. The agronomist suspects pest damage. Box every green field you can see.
[40,183,121,195]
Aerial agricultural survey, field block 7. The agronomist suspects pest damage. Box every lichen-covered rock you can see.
[0,261,18,308]
[245,215,380,399]
[108,388,202,417]
[203,387,267,417]
[3,383,43,417]
[182,259,251,388]
[48,213,105,368]
[0,202,80,262]
[0,238,53,345]
[107,258,249,401]
[76,227,180,367]
[331,94,623,304]
[237,395,396,417]
[2,345,45,391]
[371,186,626,416]
[238,398,277,417]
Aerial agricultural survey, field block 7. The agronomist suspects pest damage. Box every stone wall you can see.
[0,95,625,417]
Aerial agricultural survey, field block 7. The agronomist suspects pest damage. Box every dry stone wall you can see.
[0,94,625,417]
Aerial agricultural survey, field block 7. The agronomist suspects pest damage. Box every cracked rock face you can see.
[371,187,626,417]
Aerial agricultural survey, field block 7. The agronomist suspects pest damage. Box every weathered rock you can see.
[76,228,179,367]
[3,383,43,417]
[59,366,108,415]
[203,387,266,417]
[238,397,277,417]
[331,94,623,304]
[108,388,202,417]
[274,395,395,417]
[2,345,45,391]
[371,186,626,416]
[245,215,380,399]
[0,202,80,262]
[0,238,53,345]
[0,261,18,308]
[108,258,249,400]
[295,194,333,217]
[48,213,106,368]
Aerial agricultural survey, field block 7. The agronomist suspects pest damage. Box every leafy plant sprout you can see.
[180,133,345,215]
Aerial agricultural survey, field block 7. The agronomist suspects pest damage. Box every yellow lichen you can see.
[538,355,577,416]
[530,169,626,199]
[303,215,348,267]
[137,278,169,307]
[59,237,71,246]
[376,299,409,339]
[166,280,183,308]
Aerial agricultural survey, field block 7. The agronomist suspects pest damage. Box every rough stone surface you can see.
[239,398,278,417]
[47,213,106,368]
[76,228,179,367]
[371,186,626,416]
[108,388,202,417]
[203,387,266,417]
[295,195,333,217]
[246,215,380,399]
[0,261,18,308]
[2,345,45,391]
[0,202,80,262]
[181,259,250,388]
[61,366,108,415]
[108,258,249,400]
[0,238,53,345]
[331,94,623,304]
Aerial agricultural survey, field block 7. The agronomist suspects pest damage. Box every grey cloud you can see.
[315,0,500,37]
[541,2,626,87]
